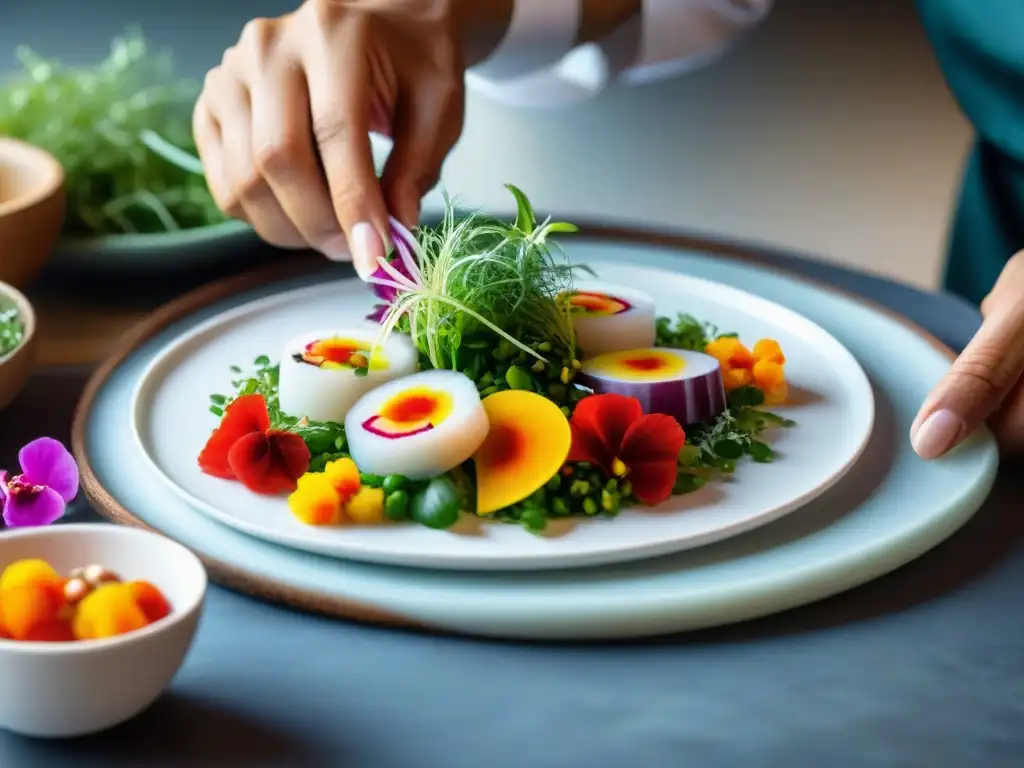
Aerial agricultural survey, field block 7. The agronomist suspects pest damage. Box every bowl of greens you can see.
[0,280,37,413]
[0,30,260,274]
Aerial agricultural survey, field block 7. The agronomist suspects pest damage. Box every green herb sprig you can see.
[376,187,589,375]
[0,28,224,236]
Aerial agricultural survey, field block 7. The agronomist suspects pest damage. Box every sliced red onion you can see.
[576,348,727,425]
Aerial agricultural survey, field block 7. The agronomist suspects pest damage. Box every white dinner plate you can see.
[131,260,874,571]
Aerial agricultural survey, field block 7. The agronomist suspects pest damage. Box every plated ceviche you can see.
[198,186,794,533]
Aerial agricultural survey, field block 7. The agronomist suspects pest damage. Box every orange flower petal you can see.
[705,338,755,369]
[753,339,785,365]
[722,367,753,391]
[752,360,786,391]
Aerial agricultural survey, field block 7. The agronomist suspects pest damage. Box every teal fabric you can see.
[919,0,1024,304]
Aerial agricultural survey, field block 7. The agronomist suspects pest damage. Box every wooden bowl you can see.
[0,138,66,288]
[0,280,38,414]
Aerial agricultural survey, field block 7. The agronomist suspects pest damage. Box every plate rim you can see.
[71,222,963,618]
[126,267,875,571]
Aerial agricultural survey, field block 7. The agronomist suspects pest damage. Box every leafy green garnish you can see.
[376,187,588,373]
[0,28,224,236]
[0,306,25,357]
[0,307,24,358]
[654,313,737,351]
[210,356,347,456]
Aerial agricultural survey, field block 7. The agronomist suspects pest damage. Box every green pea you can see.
[537,341,552,353]
[505,365,533,390]
[383,475,408,494]
[601,489,620,514]
[409,477,461,530]
[521,506,547,531]
[360,474,385,488]
[551,498,570,517]
[385,490,410,521]
[582,497,599,516]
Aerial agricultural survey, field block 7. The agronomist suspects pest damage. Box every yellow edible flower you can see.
[705,336,788,403]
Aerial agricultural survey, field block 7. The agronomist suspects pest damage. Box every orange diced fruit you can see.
[753,339,786,365]
[288,472,343,526]
[323,458,361,500]
[0,583,71,641]
[126,580,172,624]
[344,486,386,524]
[0,559,65,606]
[722,366,753,391]
[72,584,148,641]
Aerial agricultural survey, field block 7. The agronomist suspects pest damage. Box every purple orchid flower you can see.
[0,438,80,528]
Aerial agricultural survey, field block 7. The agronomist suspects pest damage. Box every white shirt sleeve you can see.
[466,0,773,108]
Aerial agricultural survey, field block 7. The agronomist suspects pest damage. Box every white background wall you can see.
[3,0,973,289]
[438,0,973,289]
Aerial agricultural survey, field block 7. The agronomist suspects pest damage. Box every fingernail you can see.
[911,409,965,460]
[350,221,385,280]
[319,233,350,262]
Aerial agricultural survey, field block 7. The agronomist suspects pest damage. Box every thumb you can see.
[911,297,1024,460]
[380,80,464,227]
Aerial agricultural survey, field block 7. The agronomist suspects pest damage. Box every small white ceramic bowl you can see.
[0,524,207,738]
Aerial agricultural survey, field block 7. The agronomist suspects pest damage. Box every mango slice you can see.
[474,390,572,515]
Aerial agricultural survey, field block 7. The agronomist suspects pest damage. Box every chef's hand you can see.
[912,250,1024,459]
[192,0,491,279]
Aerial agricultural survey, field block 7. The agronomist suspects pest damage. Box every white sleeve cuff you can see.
[470,1,582,82]
[466,0,773,109]
[609,0,773,85]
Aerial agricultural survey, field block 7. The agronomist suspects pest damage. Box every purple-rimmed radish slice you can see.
[345,370,489,480]
[277,327,418,424]
[576,348,727,425]
[560,281,656,356]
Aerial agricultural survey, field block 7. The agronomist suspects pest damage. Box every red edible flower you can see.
[198,394,310,494]
[568,393,686,506]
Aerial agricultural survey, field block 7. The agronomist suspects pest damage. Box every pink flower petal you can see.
[2,485,65,528]
[18,437,79,502]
